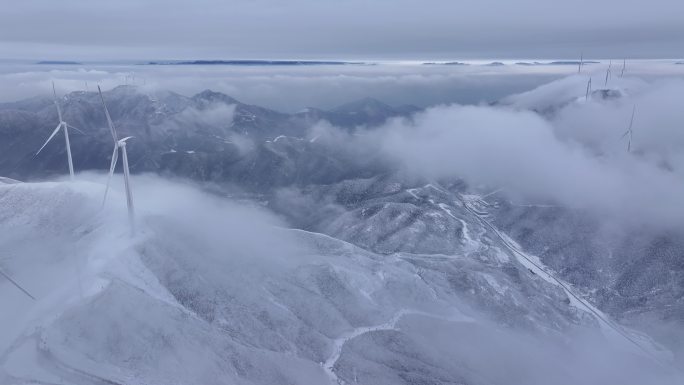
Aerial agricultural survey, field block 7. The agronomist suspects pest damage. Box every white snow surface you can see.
[0,177,474,385]
[0,176,680,385]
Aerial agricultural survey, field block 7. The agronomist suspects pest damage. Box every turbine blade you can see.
[53,82,64,123]
[54,100,64,123]
[98,86,118,142]
[67,124,85,134]
[102,145,119,206]
[36,123,63,155]
[0,267,35,300]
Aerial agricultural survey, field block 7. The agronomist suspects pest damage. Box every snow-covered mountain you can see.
[0,86,416,183]
[0,177,677,385]
[1,77,684,384]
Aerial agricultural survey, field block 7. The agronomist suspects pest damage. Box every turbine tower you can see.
[36,82,78,180]
[585,77,592,100]
[98,86,136,234]
[622,105,636,152]
[578,52,584,74]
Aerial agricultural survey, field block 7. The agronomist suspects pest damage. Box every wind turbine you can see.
[36,82,80,180]
[585,77,592,100]
[98,85,136,233]
[622,105,636,152]
[604,60,612,87]
[578,52,584,73]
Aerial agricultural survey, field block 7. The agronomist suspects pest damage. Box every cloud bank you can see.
[1,61,684,112]
[310,75,684,229]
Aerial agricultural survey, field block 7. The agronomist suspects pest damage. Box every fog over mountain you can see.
[0,60,683,110]
[2,0,684,381]
[1,62,684,384]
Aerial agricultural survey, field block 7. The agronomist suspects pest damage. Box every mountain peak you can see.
[192,90,240,105]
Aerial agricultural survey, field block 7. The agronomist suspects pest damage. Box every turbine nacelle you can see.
[117,136,134,147]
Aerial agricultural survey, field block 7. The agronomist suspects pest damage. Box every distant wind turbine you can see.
[622,105,636,152]
[98,86,136,234]
[604,60,612,87]
[36,82,80,180]
[585,77,592,100]
[578,52,584,73]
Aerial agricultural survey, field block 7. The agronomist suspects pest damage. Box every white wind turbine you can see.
[36,82,82,180]
[622,105,636,152]
[578,52,583,73]
[98,86,136,233]
[604,60,613,87]
[585,77,592,100]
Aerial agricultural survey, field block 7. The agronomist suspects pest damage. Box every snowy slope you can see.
[1,176,680,385]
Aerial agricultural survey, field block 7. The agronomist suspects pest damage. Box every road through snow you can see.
[323,309,474,384]
[458,192,671,365]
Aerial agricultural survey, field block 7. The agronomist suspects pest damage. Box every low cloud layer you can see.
[311,75,684,229]
[2,61,683,112]
[0,63,561,111]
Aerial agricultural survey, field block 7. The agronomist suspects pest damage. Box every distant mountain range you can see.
[146,60,368,66]
[516,60,600,66]
[36,60,83,65]
[0,86,417,185]
[422,61,469,66]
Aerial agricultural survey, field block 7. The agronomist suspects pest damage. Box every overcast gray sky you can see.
[1,0,683,60]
